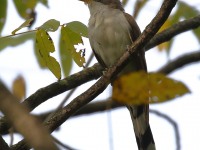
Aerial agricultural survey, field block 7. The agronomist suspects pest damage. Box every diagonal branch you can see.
[0,135,10,150]
[43,0,177,131]
[145,15,200,51]
[2,12,199,130]
[10,0,177,149]
[158,50,200,74]
[2,49,200,136]
[0,81,58,150]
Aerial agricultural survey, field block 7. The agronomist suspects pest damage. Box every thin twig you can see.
[150,109,181,150]
[53,136,76,150]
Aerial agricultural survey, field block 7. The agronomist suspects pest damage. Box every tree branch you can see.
[1,48,200,136]
[0,81,58,150]
[0,135,10,150]
[10,0,177,148]
[22,63,103,112]
[145,15,200,51]
[158,50,200,74]
[44,0,178,134]
[150,110,181,150]
[2,12,199,130]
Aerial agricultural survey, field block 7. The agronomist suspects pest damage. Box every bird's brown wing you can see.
[124,12,147,72]
[123,12,155,150]
[91,48,107,68]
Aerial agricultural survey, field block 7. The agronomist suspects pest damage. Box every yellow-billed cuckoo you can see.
[80,0,155,149]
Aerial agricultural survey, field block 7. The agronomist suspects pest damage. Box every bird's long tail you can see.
[127,105,155,150]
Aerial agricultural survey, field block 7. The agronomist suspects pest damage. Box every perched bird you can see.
[80,0,155,149]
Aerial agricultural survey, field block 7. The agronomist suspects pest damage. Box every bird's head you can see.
[79,0,124,11]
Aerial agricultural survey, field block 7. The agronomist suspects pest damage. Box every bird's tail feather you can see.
[127,105,156,150]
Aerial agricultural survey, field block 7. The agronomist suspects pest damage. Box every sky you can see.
[1,0,200,150]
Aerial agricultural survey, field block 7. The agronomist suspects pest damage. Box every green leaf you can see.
[35,29,61,79]
[133,0,148,18]
[121,0,129,6]
[193,28,200,43]
[34,41,46,68]
[37,0,49,7]
[179,2,200,43]
[67,21,88,38]
[0,32,35,51]
[171,1,200,43]
[13,0,37,19]
[177,2,199,20]
[59,33,73,77]
[61,25,85,67]
[12,18,34,35]
[112,71,190,105]
[0,0,7,35]
[71,49,85,67]
[38,19,60,32]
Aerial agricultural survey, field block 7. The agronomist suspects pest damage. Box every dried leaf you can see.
[112,71,190,105]
[12,75,26,101]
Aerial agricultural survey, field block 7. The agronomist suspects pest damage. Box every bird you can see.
[79,0,155,149]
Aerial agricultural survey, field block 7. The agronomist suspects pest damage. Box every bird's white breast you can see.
[88,2,132,67]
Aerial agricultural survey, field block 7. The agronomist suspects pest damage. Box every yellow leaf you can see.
[157,18,173,52]
[157,41,170,52]
[158,17,173,33]
[36,29,61,79]
[12,75,26,101]
[112,71,190,105]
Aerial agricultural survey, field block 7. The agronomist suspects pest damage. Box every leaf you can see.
[34,42,46,68]
[170,1,200,43]
[38,0,49,7]
[177,2,199,20]
[36,29,61,79]
[12,18,34,35]
[0,0,7,35]
[112,71,190,105]
[0,31,35,51]
[121,0,129,6]
[71,49,85,67]
[133,0,148,18]
[67,21,88,38]
[38,19,60,32]
[193,28,200,43]
[157,18,174,52]
[12,75,26,101]
[61,25,85,67]
[13,0,37,19]
[59,33,73,77]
